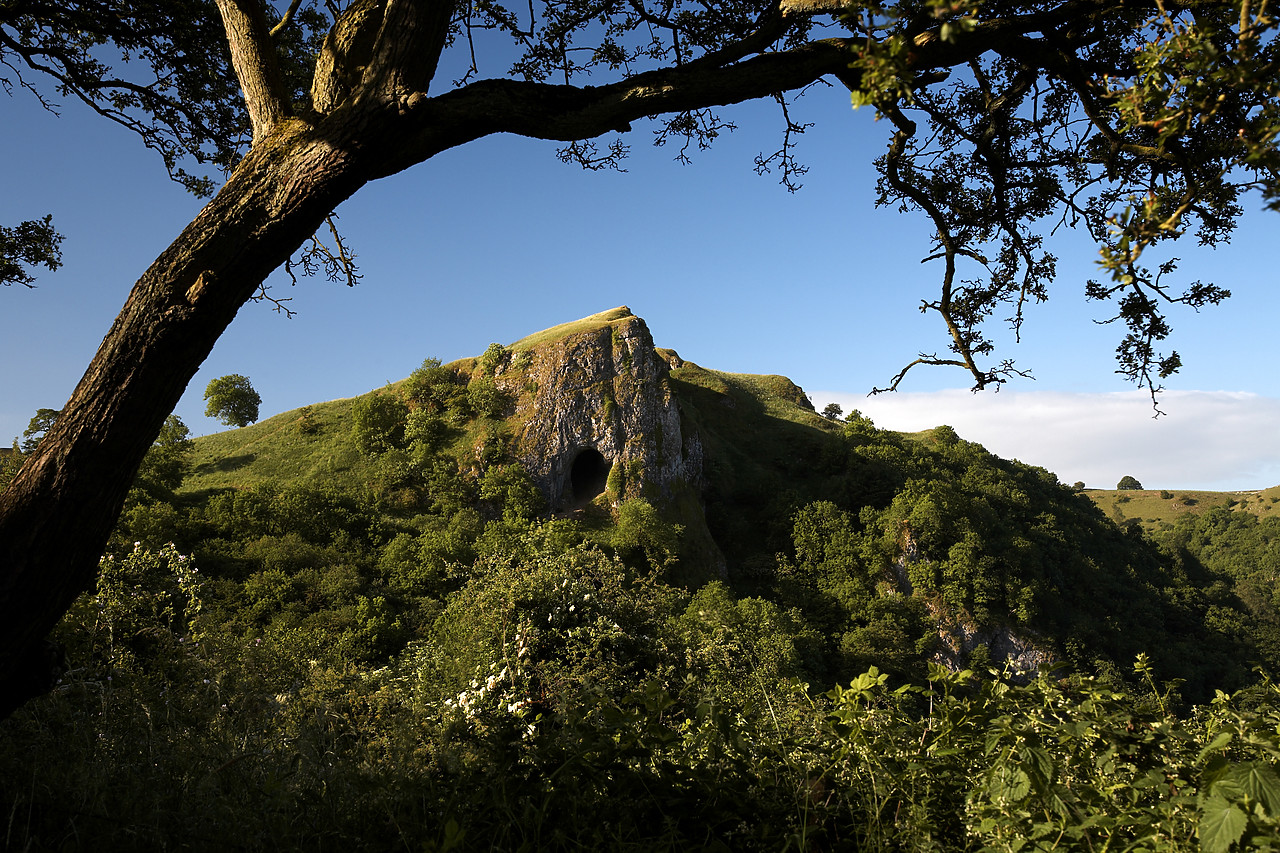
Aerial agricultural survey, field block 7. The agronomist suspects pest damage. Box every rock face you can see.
[493,307,702,512]
[895,527,1055,678]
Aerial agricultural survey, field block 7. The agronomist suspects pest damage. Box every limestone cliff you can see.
[491,307,703,513]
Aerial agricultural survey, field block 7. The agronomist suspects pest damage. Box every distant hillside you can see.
[1085,485,1280,532]
[183,395,374,494]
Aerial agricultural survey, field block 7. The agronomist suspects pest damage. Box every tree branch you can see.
[311,0,387,114]
[379,38,859,179]
[214,0,291,141]
[360,0,458,99]
[270,0,307,38]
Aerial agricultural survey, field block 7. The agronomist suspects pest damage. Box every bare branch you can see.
[270,0,308,38]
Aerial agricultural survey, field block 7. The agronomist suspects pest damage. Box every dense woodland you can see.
[2,350,1279,850]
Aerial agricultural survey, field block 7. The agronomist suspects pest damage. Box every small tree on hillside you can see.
[822,403,844,421]
[1117,476,1143,491]
[204,375,261,428]
[351,391,408,457]
[135,415,194,492]
[20,409,61,454]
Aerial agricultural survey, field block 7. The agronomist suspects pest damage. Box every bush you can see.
[351,390,408,456]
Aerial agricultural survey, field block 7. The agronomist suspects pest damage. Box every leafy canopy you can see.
[203,374,261,428]
[840,0,1279,403]
[4,1,1279,396]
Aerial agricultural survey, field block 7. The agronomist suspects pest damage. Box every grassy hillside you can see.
[183,396,373,494]
[1086,484,1280,531]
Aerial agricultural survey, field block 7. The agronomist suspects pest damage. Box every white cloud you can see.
[809,389,1280,491]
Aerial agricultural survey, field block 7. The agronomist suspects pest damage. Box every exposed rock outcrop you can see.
[894,526,1055,678]
[492,307,703,513]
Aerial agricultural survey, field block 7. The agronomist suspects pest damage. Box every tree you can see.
[1,0,1278,714]
[1117,476,1144,491]
[822,402,844,421]
[203,374,261,428]
[350,391,409,456]
[19,409,61,454]
[135,415,195,492]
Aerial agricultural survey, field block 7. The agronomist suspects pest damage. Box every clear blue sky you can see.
[3,62,1279,490]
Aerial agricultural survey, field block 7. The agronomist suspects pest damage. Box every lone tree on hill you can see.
[1118,475,1144,491]
[1,0,1279,715]
[204,374,262,428]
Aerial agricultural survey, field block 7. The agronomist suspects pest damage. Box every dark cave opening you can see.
[570,447,610,505]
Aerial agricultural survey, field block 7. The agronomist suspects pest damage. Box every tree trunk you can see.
[0,114,371,717]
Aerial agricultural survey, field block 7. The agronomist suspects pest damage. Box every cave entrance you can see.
[569,447,610,506]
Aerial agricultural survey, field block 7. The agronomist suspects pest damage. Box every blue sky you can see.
[3,64,1279,491]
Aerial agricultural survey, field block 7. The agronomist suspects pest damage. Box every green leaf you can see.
[1198,732,1235,765]
[1232,762,1280,815]
[1200,795,1248,853]
[1021,746,1054,788]
[990,765,1032,804]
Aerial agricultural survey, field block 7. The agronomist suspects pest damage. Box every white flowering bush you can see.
[76,542,206,679]
[417,525,681,752]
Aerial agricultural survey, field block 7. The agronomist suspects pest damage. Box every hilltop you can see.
[164,308,1275,695]
[1086,484,1280,532]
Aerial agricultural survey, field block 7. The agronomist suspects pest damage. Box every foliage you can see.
[7,556,1280,853]
[350,389,409,456]
[135,414,194,493]
[403,357,467,416]
[0,215,62,287]
[478,463,545,524]
[9,319,1280,847]
[466,377,510,419]
[850,0,1280,402]
[203,374,261,427]
[0,0,329,194]
[20,407,60,453]
[612,498,684,564]
[0,441,22,492]
[477,342,509,377]
[10,2,1280,811]
[295,404,319,435]
[1120,475,1145,490]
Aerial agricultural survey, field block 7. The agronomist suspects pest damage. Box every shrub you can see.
[351,390,408,456]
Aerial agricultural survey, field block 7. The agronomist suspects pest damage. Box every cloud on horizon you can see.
[809,389,1280,492]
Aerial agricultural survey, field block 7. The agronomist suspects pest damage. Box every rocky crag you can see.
[491,307,702,513]
[484,307,724,580]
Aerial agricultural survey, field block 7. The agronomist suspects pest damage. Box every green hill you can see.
[163,310,1273,694]
[1086,485,1280,531]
